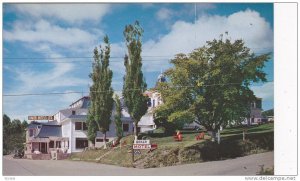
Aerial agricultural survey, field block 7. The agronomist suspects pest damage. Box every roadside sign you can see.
[133,144,151,149]
[134,140,150,144]
[133,150,141,155]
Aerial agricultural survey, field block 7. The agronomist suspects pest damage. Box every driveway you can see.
[3,151,273,176]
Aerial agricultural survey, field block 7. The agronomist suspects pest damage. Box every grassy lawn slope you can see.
[70,123,274,168]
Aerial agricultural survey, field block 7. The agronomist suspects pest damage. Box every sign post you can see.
[132,139,151,165]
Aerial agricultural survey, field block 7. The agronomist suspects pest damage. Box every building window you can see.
[75,122,87,131]
[75,122,82,130]
[29,129,34,137]
[82,122,87,130]
[256,99,262,109]
[147,98,152,107]
[76,138,88,149]
[49,141,54,148]
[72,110,76,115]
[56,141,61,148]
[123,124,129,132]
[96,138,109,142]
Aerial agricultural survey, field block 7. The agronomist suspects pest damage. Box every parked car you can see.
[13,149,24,159]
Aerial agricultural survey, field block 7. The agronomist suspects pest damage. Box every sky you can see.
[2,3,274,121]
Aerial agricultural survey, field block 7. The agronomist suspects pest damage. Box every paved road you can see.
[3,152,273,176]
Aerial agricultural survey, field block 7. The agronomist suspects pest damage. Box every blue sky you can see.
[3,3,274,120]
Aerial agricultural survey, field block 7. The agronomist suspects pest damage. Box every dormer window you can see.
[72,110,76,115]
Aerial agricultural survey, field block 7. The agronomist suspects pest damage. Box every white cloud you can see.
[12,4,111,24]
[142,9,273,72]
[156,8,173,21]
[4,19,99,49]
[3,44,90,121]
[251,82,274,101]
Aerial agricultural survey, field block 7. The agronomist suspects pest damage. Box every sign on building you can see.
[28,116,54,120]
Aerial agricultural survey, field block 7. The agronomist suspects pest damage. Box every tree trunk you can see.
[90,142,95,149]
[134,121,138,141]
[103,132,107,149]
[210,130,217,142]
[217,129,221,144]
[243,129,246,141]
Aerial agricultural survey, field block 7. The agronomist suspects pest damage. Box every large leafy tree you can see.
[88,35,114,149]
[155,37,270,138]
[123,21,148,138]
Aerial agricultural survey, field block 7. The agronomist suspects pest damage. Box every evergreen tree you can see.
[123,21,148,138]
[88,35,114,149]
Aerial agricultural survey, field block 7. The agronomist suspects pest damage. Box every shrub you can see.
[257,165,274,175]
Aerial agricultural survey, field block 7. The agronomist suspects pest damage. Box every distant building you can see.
[242,98,264,125]
[138,73,166,133]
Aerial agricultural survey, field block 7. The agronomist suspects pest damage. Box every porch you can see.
[25,137,70,160]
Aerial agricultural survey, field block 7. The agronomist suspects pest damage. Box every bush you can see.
[257,165,274,175]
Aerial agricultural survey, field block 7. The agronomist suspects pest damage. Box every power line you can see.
[3,55,173,60]
[3,82,270,97]
[3,50,272,61]
[3,58,172,64]
[3,51,272,64]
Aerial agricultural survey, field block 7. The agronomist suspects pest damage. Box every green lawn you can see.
[141,123,274,147]
[70,123,274,168]
[140,131,208,149]
[221,123,274,138]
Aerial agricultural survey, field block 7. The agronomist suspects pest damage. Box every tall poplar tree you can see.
[123,21,148,138]
[114,95,123,139]
[88,35,114,149]
[86,109,98,146]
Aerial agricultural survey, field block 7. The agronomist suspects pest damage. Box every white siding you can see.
[61,120,72,153]
[71,120,88,152]
[61,120,71,137]
[140,126,155,133]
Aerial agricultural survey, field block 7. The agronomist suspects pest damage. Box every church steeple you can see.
[155,71,166,88]
[157,73,166,83]
[158,68,166,83]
